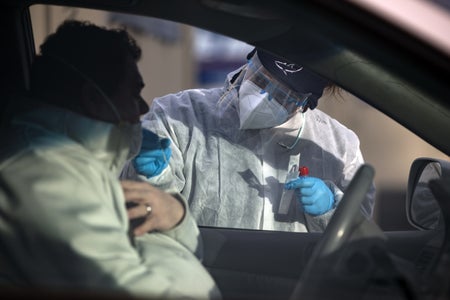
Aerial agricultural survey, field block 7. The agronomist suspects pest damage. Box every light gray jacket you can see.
[0,101,220,299]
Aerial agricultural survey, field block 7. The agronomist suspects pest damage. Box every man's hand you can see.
[121,180,185,236]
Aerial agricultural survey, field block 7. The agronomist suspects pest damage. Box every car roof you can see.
[2,0,450,155]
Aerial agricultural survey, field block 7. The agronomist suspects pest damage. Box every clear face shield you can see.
[243,55,312,117]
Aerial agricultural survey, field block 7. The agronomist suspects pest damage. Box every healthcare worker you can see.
[0,20,220,299]
[122,48,375,232]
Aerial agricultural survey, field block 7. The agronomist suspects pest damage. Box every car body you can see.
[0,0,449,299]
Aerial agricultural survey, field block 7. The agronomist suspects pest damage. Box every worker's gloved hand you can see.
[285,177,334,216]
[133,129,172,178]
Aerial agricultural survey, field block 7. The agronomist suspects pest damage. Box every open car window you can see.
[30,4,448,232]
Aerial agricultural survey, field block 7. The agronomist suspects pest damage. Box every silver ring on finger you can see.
[145,204,152,217]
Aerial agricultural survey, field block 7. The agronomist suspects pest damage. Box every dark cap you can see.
[248,48,329,110]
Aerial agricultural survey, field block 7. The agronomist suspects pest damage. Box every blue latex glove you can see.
[285,177,334,216]
[133,129,172,178]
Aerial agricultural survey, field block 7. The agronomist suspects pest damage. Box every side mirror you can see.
[406,158,450,230]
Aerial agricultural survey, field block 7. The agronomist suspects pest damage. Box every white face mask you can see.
[238,80,288,129]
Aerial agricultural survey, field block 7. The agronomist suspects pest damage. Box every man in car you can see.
[0,20,220,299]
[122,48,375,232]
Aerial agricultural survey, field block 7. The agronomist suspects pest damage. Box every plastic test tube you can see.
[278,165,308,215]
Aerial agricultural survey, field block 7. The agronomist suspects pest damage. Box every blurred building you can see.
[30,5,195,106]
[193,28,253,87]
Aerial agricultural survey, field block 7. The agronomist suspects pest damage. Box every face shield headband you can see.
[243,55,312,115]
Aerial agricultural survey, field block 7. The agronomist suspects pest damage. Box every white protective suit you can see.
[122,68,375,232]
[0,99,221,299]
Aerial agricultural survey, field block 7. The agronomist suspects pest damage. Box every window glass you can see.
[30,5,448,232]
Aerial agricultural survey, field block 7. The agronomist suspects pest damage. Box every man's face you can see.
[110,55,148,123]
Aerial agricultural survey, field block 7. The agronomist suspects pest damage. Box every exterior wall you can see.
[319,91,447,187]
[318,91,448,228]
[29,5,195,107]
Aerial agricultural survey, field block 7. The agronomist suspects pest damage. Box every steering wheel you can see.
[290,164,376,299]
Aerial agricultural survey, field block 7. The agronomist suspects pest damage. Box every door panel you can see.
[200,226,439,299]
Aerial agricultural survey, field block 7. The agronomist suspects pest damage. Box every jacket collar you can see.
[15,100,132,174]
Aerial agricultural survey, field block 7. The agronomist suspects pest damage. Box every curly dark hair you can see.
[30,20,141,105]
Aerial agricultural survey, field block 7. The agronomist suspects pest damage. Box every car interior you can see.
[1,1,449,299]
